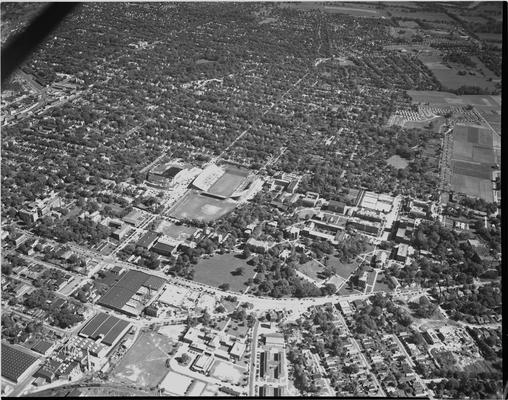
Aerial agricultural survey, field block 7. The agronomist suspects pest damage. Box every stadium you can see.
[191,163,252,200]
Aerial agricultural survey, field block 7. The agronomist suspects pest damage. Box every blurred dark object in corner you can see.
[1,2,79,85]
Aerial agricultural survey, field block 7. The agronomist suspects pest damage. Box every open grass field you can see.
[110,331,174,388]
[208,171,247,197]
[387,9,453,22]
[430,67,496,92]
[193,253,256,292]
[407,90,457,104]
[297,259,323,281]
[209,360,247,385]
[327,255,358,280]
[225,319,250,339]
[155,220,198,240]
[418,52,496,89]
[281,2,385,17]
[169,191,236,222]
[372,271,392,293]
[418,53,498,91]
[386,155,409,169]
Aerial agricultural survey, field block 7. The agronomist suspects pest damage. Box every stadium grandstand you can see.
[191,164,225,192]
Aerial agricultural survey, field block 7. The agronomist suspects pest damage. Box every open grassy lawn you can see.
[225,319,250,339]
[297,260,323,280]
[209,360,248,385]
[110,331,174,388]
[372,271,392,293]
[326,255,359,280]
[338,285,363,296]
[386,155,409,169]
[193,253,256,292]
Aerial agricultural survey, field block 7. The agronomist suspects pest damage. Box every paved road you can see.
[248,320,260,396]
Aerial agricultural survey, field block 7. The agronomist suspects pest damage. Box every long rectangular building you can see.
[1,343,40,383]
[79,312,131,350]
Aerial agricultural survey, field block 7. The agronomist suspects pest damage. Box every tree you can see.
[179,353,191,365]
[219,283,230,291]
[199,310,211,326]
[343,364,359,374]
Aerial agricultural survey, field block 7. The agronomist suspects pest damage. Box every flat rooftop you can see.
[97,270,165,316]
[1,343,39,383]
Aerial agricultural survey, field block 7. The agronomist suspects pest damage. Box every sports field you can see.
[169,191,236,222]
[111,331,174,388]
[193,253,256,292]
[208,170,248,198]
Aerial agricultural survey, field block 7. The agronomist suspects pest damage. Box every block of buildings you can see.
[97,270,165,316]
[122,209,146,227]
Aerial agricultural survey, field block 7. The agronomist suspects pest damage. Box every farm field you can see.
[110,331,175,388]
[449,124,495,202]
[450,175,493,203]
[193,253,256,292]
[169,191,236,222]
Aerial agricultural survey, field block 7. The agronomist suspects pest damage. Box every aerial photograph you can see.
[0,1,503,398]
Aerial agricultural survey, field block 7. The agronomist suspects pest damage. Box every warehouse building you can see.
[78,312,131,351]
[151,235,180,256]
[1,343,41,384]
[136,231,160,249]
[97,270,165,316]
